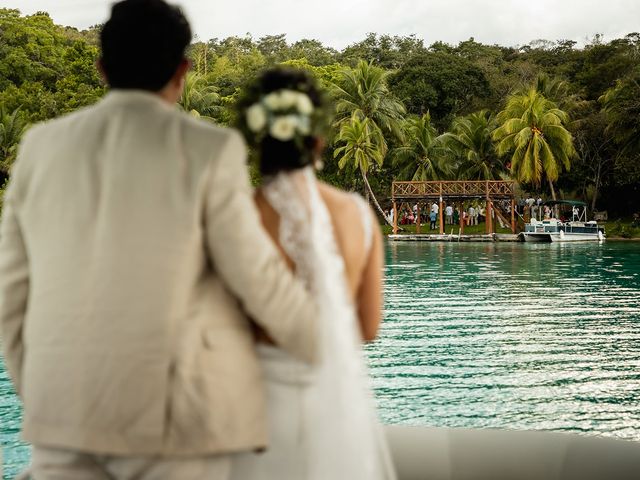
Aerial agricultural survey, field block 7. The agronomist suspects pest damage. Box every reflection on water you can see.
[1,242,640,476]
[368,241,640,440]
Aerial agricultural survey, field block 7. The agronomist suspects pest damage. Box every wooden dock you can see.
[388,233,522,242]
[391,180,518,235]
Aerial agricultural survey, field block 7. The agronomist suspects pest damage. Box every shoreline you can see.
[387,234,640,242]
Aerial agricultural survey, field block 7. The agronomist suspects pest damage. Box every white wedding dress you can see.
[230,167,396,480]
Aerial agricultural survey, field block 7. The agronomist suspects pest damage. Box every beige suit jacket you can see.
[0,90,317,455]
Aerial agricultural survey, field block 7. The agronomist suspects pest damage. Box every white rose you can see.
[246,103,267,132]
[278,90,298,110]
[296,115,311,135]
[263,92,283,110]
[296,93,314,115]
[270,115,298,141]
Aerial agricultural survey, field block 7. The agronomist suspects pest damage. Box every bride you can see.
[229,68,397,480]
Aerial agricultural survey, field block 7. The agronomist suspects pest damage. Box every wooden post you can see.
[485,200,490,233]
[459,202,464,234]
[485,180,490,234]
[416,202,421,234]
[511,198,516,233]
[392,201,398,234]
[439,196,444,234]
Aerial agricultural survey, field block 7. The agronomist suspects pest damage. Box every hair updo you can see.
[235,67,327,177]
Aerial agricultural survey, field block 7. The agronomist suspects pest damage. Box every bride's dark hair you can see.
[235,67,327,177]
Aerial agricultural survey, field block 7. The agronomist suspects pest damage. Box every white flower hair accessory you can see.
[245,89,315,142]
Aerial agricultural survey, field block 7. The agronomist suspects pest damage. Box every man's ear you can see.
[96,58,108,85]
[173,58,191,86]
[312,136,326,155]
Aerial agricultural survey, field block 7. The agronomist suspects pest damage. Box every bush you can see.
[0,178,6,214]
[608,219,637,238]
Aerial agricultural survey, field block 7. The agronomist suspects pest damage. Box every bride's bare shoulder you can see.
[316,181,373,244]
[317,182,360,218]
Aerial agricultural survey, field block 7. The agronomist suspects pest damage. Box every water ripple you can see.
[367,241,640,442]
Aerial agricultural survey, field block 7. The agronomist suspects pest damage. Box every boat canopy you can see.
[542,200,587,207]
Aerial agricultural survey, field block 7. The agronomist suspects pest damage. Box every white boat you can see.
[522,200,605,243]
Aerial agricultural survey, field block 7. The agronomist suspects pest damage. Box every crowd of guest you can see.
[386,201,492,229]
[384,193,607,232]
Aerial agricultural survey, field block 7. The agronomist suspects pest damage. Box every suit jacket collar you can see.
[102,89,175,111]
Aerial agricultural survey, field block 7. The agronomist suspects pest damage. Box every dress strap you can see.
[351,194,373,256]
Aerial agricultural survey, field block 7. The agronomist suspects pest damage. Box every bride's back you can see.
[236,66,383,342]
[255,179,383,342]
[234,67,394,480]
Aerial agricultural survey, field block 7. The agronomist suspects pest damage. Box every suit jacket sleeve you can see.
[203,130,318,364]
[0,140,31,396]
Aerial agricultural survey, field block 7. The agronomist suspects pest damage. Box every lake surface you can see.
[369,241,640,439]
[2,241,640,477]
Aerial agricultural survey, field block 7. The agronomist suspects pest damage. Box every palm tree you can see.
[531,73,588,130]
[332,60,406,142]
[492,88,576,200]
[392,112,452,181]
[333,116,389,220]
[0,106,28,177]
[179,72,221,120]
[600,67,640,157]
[441,110,503,180]
[532,74,578,111]
[331,60,405,223]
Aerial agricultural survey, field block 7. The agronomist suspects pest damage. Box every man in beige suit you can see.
[0,1,317,478]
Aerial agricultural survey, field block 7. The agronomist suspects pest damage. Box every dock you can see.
[388,233,522,242]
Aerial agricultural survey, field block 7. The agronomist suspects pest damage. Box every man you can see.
[468,205,476,226]
[429,209,437,230]
[386,208,394,226]
[0,1,317,478]
[478,205,485,224]
[445,204,453,225]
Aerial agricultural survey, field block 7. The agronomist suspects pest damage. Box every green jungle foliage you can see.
[1,8,639,217]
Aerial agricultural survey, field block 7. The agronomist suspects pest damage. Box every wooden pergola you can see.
[391,180,517,235]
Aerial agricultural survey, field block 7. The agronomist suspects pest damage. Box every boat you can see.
[522,200,605,243]
[386,425,640,480]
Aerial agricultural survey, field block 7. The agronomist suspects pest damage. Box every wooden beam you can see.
[511,199,516,234]
[416,202,421,234]
[485,199,491,234]
[439,185,444,234]
[393,201,398,234]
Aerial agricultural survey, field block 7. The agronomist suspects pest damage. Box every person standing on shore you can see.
[445,204,453,225]
[430,209,438,230]
[0,1,318,479]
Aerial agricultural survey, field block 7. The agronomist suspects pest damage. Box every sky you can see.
[3,0,639,50]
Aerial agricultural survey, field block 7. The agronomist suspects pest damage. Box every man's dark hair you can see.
[100,0,192,91]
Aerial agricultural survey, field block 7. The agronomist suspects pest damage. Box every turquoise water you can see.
[2,241,640,477]
[369,241,640,439]
[0,357,25,479]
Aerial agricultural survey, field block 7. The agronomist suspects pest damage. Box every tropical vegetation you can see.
[1,7,639,220]
[492,88,576,200]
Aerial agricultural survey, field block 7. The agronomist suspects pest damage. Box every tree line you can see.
[1,8,639,217]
